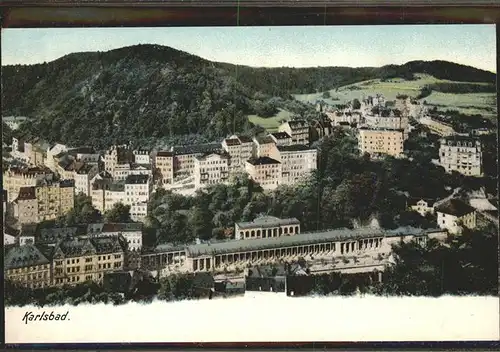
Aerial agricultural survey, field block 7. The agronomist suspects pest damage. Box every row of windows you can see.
[10,265,49,273]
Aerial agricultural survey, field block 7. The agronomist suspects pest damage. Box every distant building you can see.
[221,135,254,173]
[435,199,477,234]
[4,244,51,289]
[245,157,281,190]
[358,128,405,158]
[88,222,143,252]
[278,120,309,145]
[2,116,29,130]
[252,136,278,158]
[439,137,482,176]
[269,132,292,147]
[155,151,174,186]
[419,117,455,137]
[3,166,53,202]
[193,152,230,189]
[235,216,301,240]
[171,143,222,179]
[407,198,438,216]
[270,145,317,186]
[51,236,126,286]
[12,186,38,225]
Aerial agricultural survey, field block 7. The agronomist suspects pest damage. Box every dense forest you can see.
[2,44,496,150]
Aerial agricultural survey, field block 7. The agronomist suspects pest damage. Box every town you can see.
[3,88,498,301]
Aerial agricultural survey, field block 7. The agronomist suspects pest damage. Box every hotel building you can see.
[439,137,482,176]
[357,128,405,158]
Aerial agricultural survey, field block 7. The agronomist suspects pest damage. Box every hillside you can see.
[2,44,496,148]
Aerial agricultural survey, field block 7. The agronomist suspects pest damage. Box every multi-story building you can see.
[439,137,482,176]
[133,149,151,165]
[193,152,230,189]
[253,136,278,158]
[51,236,126,286]
[357,128,405,158]
[3,166,53,202]
[245,157,281,190]
[419,117,455,137]
[91,174,150,222]
[2,116,29,130]
[269,132,292,147]
[235,216,301,240]
[74,163,98,196]
[35,179,75,222]
[88,222,143,252]
[278,120,310,145]
[104,145,134,175]
[155,151,174,186]
[13,186,39,225]
[407,198,438,216]
[45,143,69,172]
[435,199,477,234]
[363,111,409,139]
[4,244,51,289]
[171,143,222,179]
[67,147,100,164]
[269,145,317,186]
[24,138,50,167]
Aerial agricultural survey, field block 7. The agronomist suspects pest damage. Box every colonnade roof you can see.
[185,227,443,258]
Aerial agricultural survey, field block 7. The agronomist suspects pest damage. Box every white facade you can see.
[436,210,476,235]
[194,153,230,189]
[133,150,151,165]
[439,138,482,176]
[270,146,318,186]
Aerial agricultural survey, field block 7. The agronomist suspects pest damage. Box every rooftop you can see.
[156,151,174,158]
[186,226,443,257]
[435,199,476,217]
[246,156,281,166]
[277,145,316,153]
[270,132,292,140]
[125,174,149,184]
[171,143,222,156]
[101,223,143,233]
[224,138,241,146]
[68,146,96,155]
[237,135,253,144]
[286,120,308,129]
[254,136,275,145]
[195,152,230,161]
[5,244,50,270]
[16,186,36,201]
[236,216,300,230]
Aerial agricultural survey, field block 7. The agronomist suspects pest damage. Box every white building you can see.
[3,116,28,130]
[435,199,477,234]
[269,145,317,186]
[46,143,70,172]
[269,132,292,147]
[407,198,438,216]
[74,164,98,196]
[235,216,301,240]
[439,137,482,176]
[193,152,230,189]
[88,223,143,252]
[133,149,151,165]
[245,157,281,191]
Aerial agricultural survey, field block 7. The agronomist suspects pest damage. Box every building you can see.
[35,179,75,222]
[3,166,53,202]
[88,222,143,252]
[51,236,126,286]
[24,138,50,167]
[4,244,51,289]
[2,116,29,130]
[171,143,223,179]
[13,186,39,225]
[252,136,278,158]
[221,135,254,173]
[357,128,405,158]
[269,132,292,147]
[141,226,447,274]
[91,175,151,222]
[407,198,438,216]
[270,145,317,186]
[235,216,301,240]
[133,149,151,165]
[193,152,230,189]
[74,163,98,196]
[155,151,174,186]
[45,143,70,172]
[363,111,409,139]
[245,157,281,190]
[439,137,482,176]
[435,199,477,234]
[67,147,100,164]
[278,120,310,145]
[419,117,455,137]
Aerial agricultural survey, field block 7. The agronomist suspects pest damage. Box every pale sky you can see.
[1,25,497,72]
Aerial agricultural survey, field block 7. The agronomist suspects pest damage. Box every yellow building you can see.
[3,166,53,202]
[13,186,39,225]
[155,151,174,186]
[36,179,75,222]
[358,127,404,158]
[245,156,281,190]
[52,236,126,286]
[5,244,51,289]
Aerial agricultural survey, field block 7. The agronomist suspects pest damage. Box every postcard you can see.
[2,24,499,344]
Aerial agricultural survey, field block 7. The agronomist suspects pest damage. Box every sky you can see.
[1,25,497,72]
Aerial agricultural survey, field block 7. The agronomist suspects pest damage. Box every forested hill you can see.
[2,44,496,149]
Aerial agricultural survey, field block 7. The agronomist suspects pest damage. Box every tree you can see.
[322,91,331,99]
[58,194,102,226]
[351,98,361,110]
[104,203,132,223]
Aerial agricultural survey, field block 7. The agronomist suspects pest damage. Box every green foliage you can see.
[104,203,132,223]
[351,98,361,110]
[427,82,496,94]
[59,194,102,226]
[416,85,433,99]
